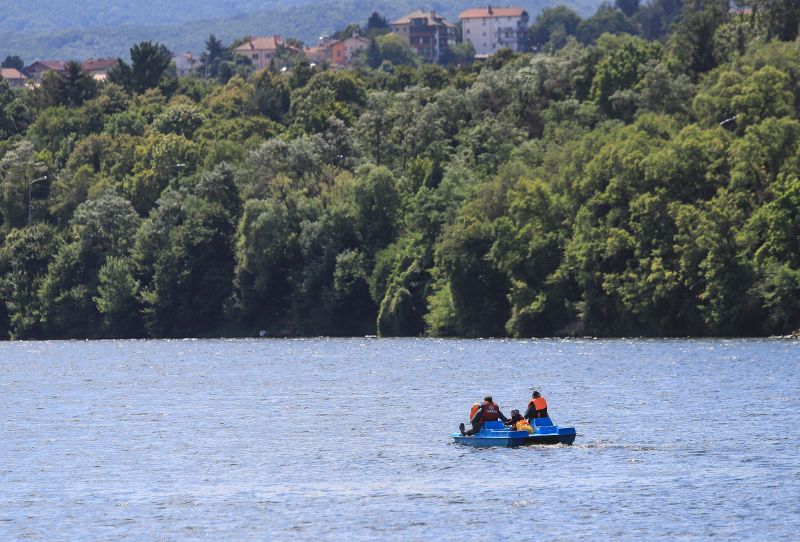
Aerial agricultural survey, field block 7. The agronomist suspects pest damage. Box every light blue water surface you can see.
[1,338,798,540]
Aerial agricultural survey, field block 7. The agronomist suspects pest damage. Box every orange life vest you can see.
[480,401,500,421]
[529,397,548,411]
[469,403,480,419]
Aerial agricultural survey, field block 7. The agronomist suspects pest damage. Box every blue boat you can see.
[452,418,576,447]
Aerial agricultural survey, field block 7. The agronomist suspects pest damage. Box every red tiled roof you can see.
[81,57,119,72]
[1,68,26,80]
[331,36,370,47]
[459,6,528,19]
[235,36,282,52]
[29,60,65,71]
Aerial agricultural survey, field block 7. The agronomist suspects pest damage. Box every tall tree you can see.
[616,0,641,17]
[203,34,226,78]
[1,55,24,71]
[672,0,730,75]
[528,6,582,51]
[750,0,800,41]
[129,41,171,93]
[57,60,98,107]
[365,11,390,37]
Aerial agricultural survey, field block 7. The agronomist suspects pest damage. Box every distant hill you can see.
[0,0,605,62]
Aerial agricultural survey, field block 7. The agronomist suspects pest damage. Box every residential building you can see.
[459,6,530,56]
[172,53,199,77]
[25,60,65,83]
[81,57,119,81]
[304,36,333,65]
[1,68,27,88]
[234,36,283,71]
[330,36,370,66]
[391,10,457,63]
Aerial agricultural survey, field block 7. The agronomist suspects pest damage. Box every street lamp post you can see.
[28,175,47,227]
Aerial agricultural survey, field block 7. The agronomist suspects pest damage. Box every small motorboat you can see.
[452,418,576,447]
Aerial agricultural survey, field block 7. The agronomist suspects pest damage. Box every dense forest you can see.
[0,0,799,339]
[0,0,605,60]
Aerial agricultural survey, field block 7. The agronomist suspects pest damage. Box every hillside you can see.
[0,0,605,61]
[1,2,799,340]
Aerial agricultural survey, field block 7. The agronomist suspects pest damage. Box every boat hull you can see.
[452,419,576,447]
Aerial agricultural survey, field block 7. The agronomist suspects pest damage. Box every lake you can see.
[1,338,798,540]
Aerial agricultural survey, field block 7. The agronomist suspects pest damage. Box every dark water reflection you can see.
[1,338,798,540]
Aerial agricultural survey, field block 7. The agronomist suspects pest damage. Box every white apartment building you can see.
[172,53,199,77]
[459,6,530,56]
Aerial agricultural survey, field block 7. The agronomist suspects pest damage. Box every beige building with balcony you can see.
[391,10,457,63]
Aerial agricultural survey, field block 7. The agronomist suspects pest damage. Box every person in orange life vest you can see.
[459,396,508,436]
[506,409,534,433]
[524,390,549,420]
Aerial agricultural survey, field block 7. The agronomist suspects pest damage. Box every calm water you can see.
[1,338,798,540]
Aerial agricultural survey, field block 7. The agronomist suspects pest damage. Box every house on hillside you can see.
[459,6,529,56]
[81,57,119,81]
[234,36,284,71]
[172,53,199,77]
[1,68,27,88]
[304,36,332,65]
[330,36,370,66]
[391,10,457,63]
[25,60,65,83]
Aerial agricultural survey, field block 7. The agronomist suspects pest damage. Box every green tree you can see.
[427,215,510,337]
[366,11,389,33]
[38,193,142,337]
[577,4,638,44]
[745,174,800,332]
[377,33,419,67]
[670,0,731,75]
[93,256,143,337]
[152,104,206,138]
[0,224,59,338]
[528,6,582,51]
[1,55,24,71]
[0,140,47,229]
[616,0,640,17]
[125,132,198,214]
[134,167,238,337]
[202,34,227,78]
[57,61,98,108]
[590,34,661,118]
[114,41,172,93]
[233,196,305,329]
[366,38,382,69]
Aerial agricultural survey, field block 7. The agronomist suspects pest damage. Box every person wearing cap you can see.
[459,395,508,436]
[525,390,549,420]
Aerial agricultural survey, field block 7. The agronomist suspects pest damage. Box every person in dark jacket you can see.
[506,409,534,432]
[459,396,508,436]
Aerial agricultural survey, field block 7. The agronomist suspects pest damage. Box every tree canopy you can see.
[1,5,799,339]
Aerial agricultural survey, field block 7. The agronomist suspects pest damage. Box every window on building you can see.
[252,54,258,59]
